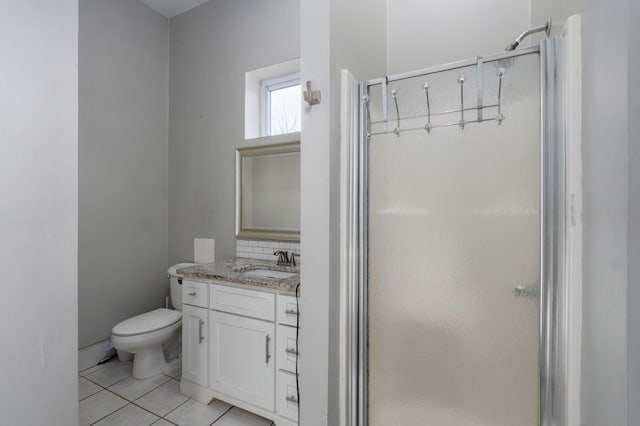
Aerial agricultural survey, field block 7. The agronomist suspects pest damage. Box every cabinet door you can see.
[209,311,275,411]
[181,305,208,387]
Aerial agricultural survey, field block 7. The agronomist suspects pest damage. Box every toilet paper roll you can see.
[194,238,215,263]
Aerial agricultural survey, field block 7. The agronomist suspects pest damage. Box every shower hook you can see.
[391,89,401,137]
[458,76,466,129]
[423,83,432,134]
[496,68,506,125]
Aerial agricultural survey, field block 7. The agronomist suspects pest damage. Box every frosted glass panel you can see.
[368,53,540,426]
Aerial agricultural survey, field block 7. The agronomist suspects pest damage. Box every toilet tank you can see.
[167,263,197,311]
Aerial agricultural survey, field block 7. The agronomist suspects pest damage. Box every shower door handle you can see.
[513,284,539,299]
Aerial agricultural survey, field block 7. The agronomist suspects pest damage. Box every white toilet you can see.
[111,263,196,379]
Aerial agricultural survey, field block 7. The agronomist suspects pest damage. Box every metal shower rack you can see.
[364,55,507,139]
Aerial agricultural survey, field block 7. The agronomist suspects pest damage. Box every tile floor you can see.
[79,359,274,426]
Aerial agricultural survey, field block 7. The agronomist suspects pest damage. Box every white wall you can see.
[299,0,386,424]
[79,0,170,349]
[168,0,300,265]
[0,1,78,424]
[386,0,530,74]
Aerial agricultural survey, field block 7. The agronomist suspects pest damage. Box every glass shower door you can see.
[367,52,541,426]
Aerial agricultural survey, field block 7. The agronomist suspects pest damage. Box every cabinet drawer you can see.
[277,295,299,326]
[182,280,209,308]
[210,284,275,321]
[276,370,299,422]
[277,325,298,374]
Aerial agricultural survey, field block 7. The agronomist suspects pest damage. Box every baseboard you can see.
[78,339,114,372]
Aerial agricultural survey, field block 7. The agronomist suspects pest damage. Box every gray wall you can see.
[168,0,300,265]
[386,0,529,74]
[79,0,170,348]
[628,0,640,423]
[0,1,78,424]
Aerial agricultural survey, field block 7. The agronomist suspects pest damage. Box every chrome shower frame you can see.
[343,39,569,426]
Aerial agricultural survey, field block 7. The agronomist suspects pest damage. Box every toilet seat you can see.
[112,308,181,337]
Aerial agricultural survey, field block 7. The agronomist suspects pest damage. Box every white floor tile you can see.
[165,399,231,426]
[108,374,171,401]
[79,376,102,400]
[134,379,188,417]
[84,360,132,387]
[79,390,128,426]
[213,407,272,426]
[79,362,109,377]
[93,403,159,426]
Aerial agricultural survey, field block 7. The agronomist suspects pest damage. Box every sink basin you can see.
[242,269,297,279]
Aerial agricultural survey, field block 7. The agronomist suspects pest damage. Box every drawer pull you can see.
[265,335,271,364]
[198,319,204,344]
[284,309,299,316]
[285,348,299,356]
[188,291,197,296]
[286,395,299,405]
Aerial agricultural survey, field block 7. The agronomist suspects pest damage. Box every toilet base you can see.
[117,350,133,362]
[131,344,168,379]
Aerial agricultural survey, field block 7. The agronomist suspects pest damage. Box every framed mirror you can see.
[236,137,300,241]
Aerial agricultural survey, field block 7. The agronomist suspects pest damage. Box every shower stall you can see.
[340,20,582,426]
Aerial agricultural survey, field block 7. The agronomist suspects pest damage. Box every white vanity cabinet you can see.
[180,279,298,426]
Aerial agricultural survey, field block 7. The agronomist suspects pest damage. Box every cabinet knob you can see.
[188,291,197,296]
[286,395,299,405]
[285,309,299,316]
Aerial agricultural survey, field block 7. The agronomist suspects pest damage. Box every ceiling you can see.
[141,0,210,18]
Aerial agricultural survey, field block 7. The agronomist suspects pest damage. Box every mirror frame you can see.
[236,136,300,242]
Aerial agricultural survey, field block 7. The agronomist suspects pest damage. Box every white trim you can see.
[78,339,114,372]
[562,14,583,426]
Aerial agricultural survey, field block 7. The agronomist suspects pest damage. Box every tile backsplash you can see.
[236,239,301,262]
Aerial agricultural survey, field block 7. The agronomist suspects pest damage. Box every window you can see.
[244,59,299,140]
[261,73,301,136]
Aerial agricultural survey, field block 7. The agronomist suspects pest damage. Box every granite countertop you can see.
[177,258,300,293]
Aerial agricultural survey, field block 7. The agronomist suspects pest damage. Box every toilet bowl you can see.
[111,263,196,379]
[112,308,181,378]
